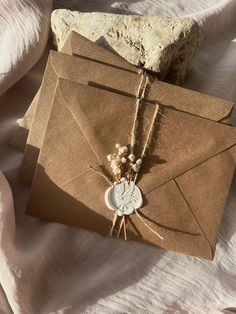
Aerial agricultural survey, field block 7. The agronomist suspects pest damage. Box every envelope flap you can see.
[38,83,99,185]
[49,50,142,98]
[139,104,236,194]
[126,180,214,259]
[58,79,236,193]
[58,79,137,174]
[63,31,139,73]
[147,80,234,121]
[175,148,236,249]
[62,32,234,121]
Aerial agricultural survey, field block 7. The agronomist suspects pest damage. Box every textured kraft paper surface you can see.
[10,32,234,154]
[13,32,234,186]
[19,51,142,184]
[26,79,236,260]
[9,31,139,152]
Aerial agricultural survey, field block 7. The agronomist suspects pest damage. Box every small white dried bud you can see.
[132,164,137,172]
[111,159,118,167]
[118,148,125,155]
[132,164,140,172]
[115,143,121,149]
[107,154,112,161]
[128,154,135,162]
[113,167,121,175]
[118,149,123,156]
[118,146,128,156]
[136,159,142,165]
[121,157,127,163]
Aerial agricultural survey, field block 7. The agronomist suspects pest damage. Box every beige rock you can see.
[51,10,202,84]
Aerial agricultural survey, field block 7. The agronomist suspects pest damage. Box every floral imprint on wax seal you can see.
[105,177,143,216]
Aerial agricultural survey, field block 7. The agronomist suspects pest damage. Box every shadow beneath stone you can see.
[53,0,142,15]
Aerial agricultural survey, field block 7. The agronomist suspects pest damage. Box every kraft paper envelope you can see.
[26,79,236,260]
[19,48,142,185]
[19,59,234,186]
[16,32,233,184]
[11,31,233,153]
[9,31,139,152]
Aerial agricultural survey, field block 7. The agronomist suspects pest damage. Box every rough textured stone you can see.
[51,10,202,84]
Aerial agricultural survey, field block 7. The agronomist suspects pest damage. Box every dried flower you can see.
[118,146,128,155]
[132,164,140,172]
[111,159,118,167]
[121,157,127,163]
[113,167,121,175]
[107,144,142,181]
[128,154,135,162]
[136,159,142,165]
[107,154,112,161]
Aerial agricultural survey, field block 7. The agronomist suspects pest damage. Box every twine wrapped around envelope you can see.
[89,71,165,240]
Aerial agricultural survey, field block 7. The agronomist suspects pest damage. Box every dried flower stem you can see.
[109,212,118,236]
[123,216,127,240]
[117,216,125,238]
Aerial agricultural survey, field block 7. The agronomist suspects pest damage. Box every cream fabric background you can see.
[0,0,236,313]
[0,0,52,96]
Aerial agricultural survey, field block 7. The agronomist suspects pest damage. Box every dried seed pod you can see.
[136,159,142,165]
[128,154,135,162]
[121,157,127,163]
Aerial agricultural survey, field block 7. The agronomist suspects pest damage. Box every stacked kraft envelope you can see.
[10,31,236,260]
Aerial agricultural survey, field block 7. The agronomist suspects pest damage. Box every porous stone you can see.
[51,10,202,84]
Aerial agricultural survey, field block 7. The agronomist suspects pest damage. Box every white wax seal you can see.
[105,177,143,216]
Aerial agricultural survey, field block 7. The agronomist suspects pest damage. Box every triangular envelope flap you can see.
[137,104,236,194]
[65,31,139,73]
[27,82,113,230]
[175,148,236,250]
[50,50,141,97]
[147,80,234,121]
[58,79,137,171]
[126,180,214,259]
[58,79,236,195]
[38,87,98,185]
